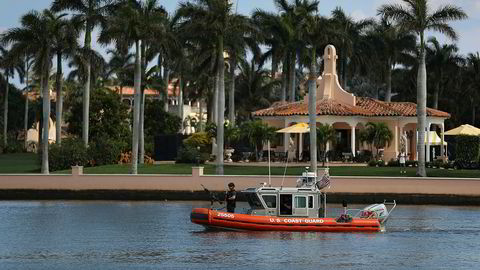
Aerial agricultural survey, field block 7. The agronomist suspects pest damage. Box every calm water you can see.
[0,201,479,270]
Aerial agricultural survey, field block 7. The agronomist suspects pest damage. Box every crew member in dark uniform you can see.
[225,182,236,213]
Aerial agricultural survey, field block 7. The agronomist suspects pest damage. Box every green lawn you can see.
[54,164,479,178]
[1,153,479,178]
[0,153,40,173]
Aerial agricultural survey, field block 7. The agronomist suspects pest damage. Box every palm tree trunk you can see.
[83,23,92,147]
[131,40,142,175]
[178,75,184,129]
[41,69,50,174]
[3,75,9,148]
[38,75,43,152]
[228,57,236,126]
[308,48,317,172]
[24,59,29,149]
[385,59,392,102]
[139,42,146,164]
[163,66,170,112]
[198,97,204,132]
[216,36,225,175]
[55,52,63,145]
[139,91,145,163]
[281,59,287,102]
[416,34,427,177]
[289,52,296,102]
[213,73,218,125]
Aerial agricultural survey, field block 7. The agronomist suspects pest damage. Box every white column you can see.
[299,133,303,161]
[394,125,398,157]
[284,120,290,154]
[426,123,431,162]
[416,129,418,161]
[400,125,405,152]
[350,125,356,157]
[441,123,445,160]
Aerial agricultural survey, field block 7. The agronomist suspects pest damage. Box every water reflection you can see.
[0,201,479,269]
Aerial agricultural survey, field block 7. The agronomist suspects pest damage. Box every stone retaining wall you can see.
[0,166,479,205]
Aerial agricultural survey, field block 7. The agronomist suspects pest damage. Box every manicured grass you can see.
[54,163,480,178]
[0,153,40,173]
[1,153,479,178]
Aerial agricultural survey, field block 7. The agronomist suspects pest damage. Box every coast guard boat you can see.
[191,169,396,232]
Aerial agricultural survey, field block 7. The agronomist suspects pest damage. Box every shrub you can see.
[144,99,182,137]
[2,141,25,154]
[231,150,244,162]
[405,160,417,167]
[444,161,455,169]
[176,146,209,164]
[387,159,399,167]
[49,138,89,171]
[456,135,480,162]
[368,159,377,167]
[183,132,211,152]
[453,160,480,170]
[88,137,123,166]
[145,141,154,157]
[353,150,372,163]
[432,160,444,168]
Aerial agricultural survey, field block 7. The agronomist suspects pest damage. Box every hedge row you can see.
[49,138,123,171]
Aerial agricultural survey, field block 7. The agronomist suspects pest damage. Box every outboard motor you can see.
[361,203,389,223]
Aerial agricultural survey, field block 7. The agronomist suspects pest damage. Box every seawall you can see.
[0,166,479,205]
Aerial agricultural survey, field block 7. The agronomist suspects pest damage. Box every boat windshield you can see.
[245,193,264,209]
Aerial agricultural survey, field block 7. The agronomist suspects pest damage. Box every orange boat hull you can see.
[191,208,382,232]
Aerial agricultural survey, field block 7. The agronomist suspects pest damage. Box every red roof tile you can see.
[253,97,450,118]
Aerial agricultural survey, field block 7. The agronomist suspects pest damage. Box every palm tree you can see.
[252,10,291,102]
[106,46,134,100]
[275,0,319,102]
[224,15,257,127]
[331,7,374,89]
[426,37,462,109]
[67,47,106,85]
[132,0,167,165]
[464,53,480,125]
[240,120,277,161]
[369,18,416,102]
[235,57,280,122]
[303,14,332,172]
[23,54,33,148]
[52,0,117,147]
[48,11,79,145]
[99,1,143,174]
[1,46,25,149]
[2,10,56,174]
[178,0,245,175]
[379,0,467,177]
[365,122,393,159]
[316,123,336,167]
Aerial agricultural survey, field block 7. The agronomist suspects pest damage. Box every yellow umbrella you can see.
[425,131,447,145]
[276,122,310,133]
[444,124,480,136]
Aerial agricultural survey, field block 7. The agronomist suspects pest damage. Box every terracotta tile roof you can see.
[356,97,450,117]
[254,99,374,116]
[253,97,450,118]
[112,86,159,96]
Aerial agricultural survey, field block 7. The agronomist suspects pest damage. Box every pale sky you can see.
[1,0,479,86]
